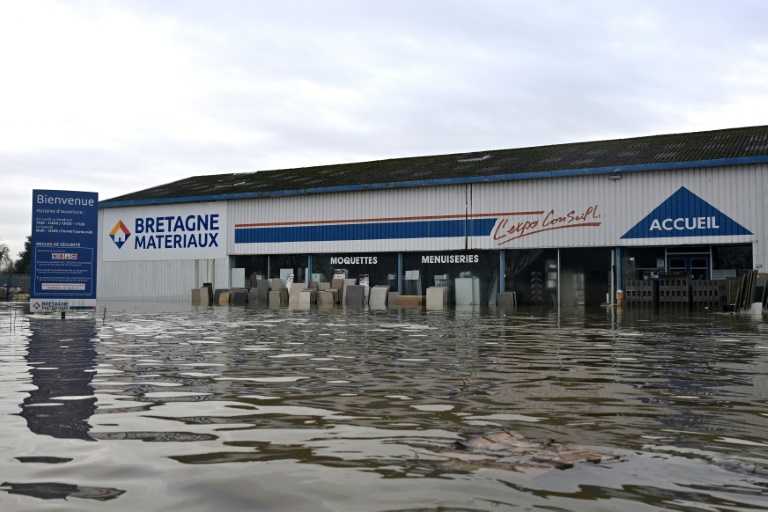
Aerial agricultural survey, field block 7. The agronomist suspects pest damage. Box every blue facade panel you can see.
[235,218,497,244]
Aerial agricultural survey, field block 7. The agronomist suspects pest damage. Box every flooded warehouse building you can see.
[96,125,768,307]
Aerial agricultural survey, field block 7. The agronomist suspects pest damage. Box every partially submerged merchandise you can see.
[416,431,621,477]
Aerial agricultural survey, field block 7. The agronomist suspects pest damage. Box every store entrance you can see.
[667,253,710,279]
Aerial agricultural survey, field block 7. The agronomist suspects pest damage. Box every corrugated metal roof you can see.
[101,125,768,207]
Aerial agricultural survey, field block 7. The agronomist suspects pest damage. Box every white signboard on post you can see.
[102,203,227,261]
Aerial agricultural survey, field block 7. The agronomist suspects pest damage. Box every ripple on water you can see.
[2,305,768,511]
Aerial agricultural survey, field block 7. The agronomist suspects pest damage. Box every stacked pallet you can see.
[658,276,691,305]
[691,280,726,308]
[624,279,657,305]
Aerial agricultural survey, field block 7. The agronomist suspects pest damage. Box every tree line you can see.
[0,236,31,274]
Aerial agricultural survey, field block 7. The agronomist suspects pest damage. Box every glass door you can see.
[666,254,710,279]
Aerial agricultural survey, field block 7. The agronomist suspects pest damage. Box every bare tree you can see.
[0,239,13,273]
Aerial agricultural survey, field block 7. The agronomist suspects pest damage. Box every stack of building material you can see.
[691,280,727,308]
[230,289,248,305]
[218,291,231,305]
[734,270,759,311]
[299,290,317,305]
[317,290,336,305]
[191,287,209,306]
[288,283,306,306]
[426,286,449,309]
[213,289,228,304]
[624,280,658,305]
[496,292,517,308]
[343,278,357,303]
[344,285,366,307]
[455,277,479,305]
[658,276,691,305]
[388,291,400,306]
[270,278,282,291]
[331,278,349,303]
[269,288,289,307]
[202,283,214,305]
[253,280,270,303]
[327,288,340,303]
[369,285,390,308]
[394,295,424,307]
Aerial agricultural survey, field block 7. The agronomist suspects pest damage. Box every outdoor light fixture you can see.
[608,171,622,180]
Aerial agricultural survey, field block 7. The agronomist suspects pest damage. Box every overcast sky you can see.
[2,0,768,258]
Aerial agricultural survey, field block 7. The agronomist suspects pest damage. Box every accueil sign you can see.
[621,187,752,240]
[102,203,227,261]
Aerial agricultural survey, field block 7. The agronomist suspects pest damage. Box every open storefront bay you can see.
[1,303,768,511]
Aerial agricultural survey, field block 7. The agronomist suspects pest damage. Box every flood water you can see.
[2,301,768,511]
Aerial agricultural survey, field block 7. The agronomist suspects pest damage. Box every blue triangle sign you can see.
[621,187,752,239]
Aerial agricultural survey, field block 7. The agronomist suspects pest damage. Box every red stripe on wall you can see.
[234,211,544,228]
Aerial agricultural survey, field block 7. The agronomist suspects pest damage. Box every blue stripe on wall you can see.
[235,218,498,244]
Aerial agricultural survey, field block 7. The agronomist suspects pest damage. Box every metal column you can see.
[499,250,505,293]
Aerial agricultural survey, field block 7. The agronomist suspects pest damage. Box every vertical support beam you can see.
[307,254,312,285]
[556,248,561,307]
[499,250,505,293]
[397,252,403,293]
[616,246,622,296]
[610,249,615,306]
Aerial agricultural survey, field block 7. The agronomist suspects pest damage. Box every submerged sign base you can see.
[30,299,96,312]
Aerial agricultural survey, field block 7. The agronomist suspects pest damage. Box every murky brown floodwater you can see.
[1,301,768,511]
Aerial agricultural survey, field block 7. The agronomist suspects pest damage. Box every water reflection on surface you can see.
[21,318,98,441]
[1,301,768,511]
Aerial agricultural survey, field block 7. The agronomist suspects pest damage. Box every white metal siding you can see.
[469,165,763,250]
[97,162,768,299]
[97,210,229,300]
[96,258,229,300]
[229,186,469,254]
